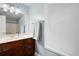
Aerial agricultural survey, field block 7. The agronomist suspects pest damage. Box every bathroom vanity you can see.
[0,34,35,56]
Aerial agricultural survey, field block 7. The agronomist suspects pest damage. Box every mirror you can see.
[0,3,29,35]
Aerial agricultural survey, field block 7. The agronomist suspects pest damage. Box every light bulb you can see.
[3,4,7,8]
[10,10,14,13]
[11,6,14,9]
[16,8,20,12]
[3,8,8,12]
[11,6,15,11]
[15,12,19,14]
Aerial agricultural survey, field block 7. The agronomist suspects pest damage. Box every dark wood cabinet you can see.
[0,38,35,56]
[24,38,35,56]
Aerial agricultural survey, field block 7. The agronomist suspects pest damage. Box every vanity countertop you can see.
[0,33,33,44]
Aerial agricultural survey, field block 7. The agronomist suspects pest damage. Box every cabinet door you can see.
[24,38,35,56]
[0,46,24,56]
[0,40,24,56]
[7,46,24,56]
[0,38,35,56]
[0,44,2,54]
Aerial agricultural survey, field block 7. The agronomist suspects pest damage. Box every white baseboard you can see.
[45,45,70,56]
[35,52,40,56]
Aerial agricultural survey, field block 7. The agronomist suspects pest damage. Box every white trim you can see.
[45,45,70,56]
[35,52,40,56]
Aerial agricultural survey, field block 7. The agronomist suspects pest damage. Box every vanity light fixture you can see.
[3,4,8,12]
[0,4,24,14]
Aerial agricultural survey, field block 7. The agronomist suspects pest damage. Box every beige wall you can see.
[6,23,19,34]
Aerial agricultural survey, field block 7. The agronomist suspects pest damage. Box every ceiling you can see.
[0,3,28,22]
